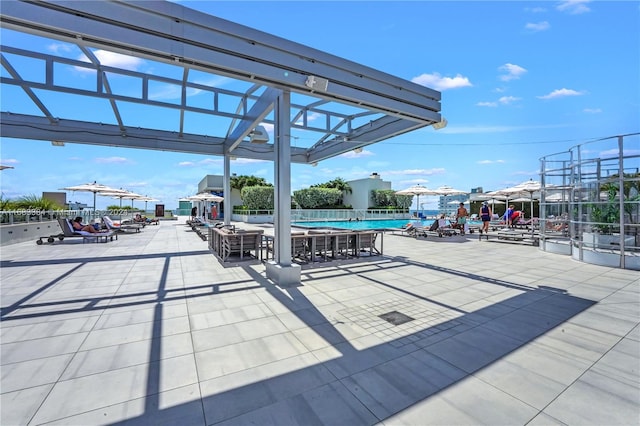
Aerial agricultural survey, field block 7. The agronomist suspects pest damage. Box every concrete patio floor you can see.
[1,217,638,425]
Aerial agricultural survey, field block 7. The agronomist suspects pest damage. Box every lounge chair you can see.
[55,218,117,243]
[435,218,459,236]
[102,216,142,233]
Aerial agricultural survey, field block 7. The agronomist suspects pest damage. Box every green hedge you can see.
[293,187,342,208]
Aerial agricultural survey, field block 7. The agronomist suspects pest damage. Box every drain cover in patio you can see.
[379,310,415,326]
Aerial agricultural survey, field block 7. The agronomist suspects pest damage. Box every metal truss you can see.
[0,0,442,165]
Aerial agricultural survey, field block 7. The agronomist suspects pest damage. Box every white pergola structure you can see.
[0,0,443,285]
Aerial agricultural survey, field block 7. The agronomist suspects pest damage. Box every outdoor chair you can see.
[57,218,117,243]
[102,216,142,233]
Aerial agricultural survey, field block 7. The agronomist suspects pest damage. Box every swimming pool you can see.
[292,219,431,230]
[292,218,483,230]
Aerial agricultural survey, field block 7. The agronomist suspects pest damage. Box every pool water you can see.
[292,219,483,230]
[292,219,430,230]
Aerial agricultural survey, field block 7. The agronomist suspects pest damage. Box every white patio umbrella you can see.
[139,196,159,212]
[499,179,542,219]
[186,193,224,220]
[395,184,433,217]
[60,181,127,217]
[185,193,224,202]
[98,190,143,208]
[509,196,532,211]
[432,185,468,214]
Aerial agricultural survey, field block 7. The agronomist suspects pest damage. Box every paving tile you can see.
[36,383,205,426]
[1,353,73,393]
[381,375,538,425]
[542,369,640,425]
[474,355,567,410]
[424,325,523,374]
[29,354,198,424]
[0,383,53,426]
[341,351,467,419]
[61,332,194,380]
[200,353,335,424]
[213,381,378,426]
[0,315,99,343]
[195,332,309,381]
[1,333,88,364]
[79,314,190,351]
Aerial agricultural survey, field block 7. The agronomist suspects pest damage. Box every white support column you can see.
[223,154,231,226]
[266,89,301,285]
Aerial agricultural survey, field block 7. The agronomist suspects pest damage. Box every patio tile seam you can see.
[527,328,639,419]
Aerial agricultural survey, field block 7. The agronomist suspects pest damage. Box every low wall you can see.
[232,214,274,224]
[1,221,62,246]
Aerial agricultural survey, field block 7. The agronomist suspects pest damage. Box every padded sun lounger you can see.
[57,218,117,243]
[102,216,142,233]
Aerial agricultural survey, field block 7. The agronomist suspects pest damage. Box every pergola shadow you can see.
[1,252,595,424]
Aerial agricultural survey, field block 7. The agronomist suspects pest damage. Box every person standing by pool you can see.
[479,201,492,234]
[456,202,469,235]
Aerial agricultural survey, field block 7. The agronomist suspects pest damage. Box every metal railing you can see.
[539,133,640,269]
[0,209,140,225]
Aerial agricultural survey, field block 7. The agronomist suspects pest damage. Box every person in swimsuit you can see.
[456,202,469,235]
[479,201,492,234]
[72,217,103,233]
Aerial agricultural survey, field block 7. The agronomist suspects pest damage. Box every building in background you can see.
[344,173,392,210]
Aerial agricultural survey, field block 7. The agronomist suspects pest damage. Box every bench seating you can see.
[208,227,264,262]
[261,229,384,264]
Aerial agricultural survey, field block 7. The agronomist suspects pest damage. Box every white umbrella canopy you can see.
[395,184,433,216]
[138,196,159,212]
[499,179,542,218]
[432,185,467,196]
[186,193,224,202]
[431,185,468,214]
[60,181,128,216]
[98,190,144,208]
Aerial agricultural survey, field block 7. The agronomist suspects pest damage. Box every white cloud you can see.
[232,158,269,164]
[148,83,183,100]
[0,158,19,165]
[411,73,472,91]
[525,21,551,32]
[557,1,591,15]
[537,88,585,99]
[384,168,446,176]
[477,159,505,164]
[477,96,520,108]
[295,112,324,126]
[94,156,131,164]
[498,96,521,105]
[79,49,144,71]
[477,101,498,107]
[339,149,374,159]
[399,178,430,186]
[583,108,602,114]
[498,63,527,81]
[125,181,148,188]
[48,43,73,54]
[178,161,196,167]
[600,148,640,158]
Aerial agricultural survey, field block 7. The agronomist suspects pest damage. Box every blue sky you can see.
[1,1,639,210]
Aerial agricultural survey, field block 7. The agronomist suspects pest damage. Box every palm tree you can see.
[230,175,272,191]
[311,178,352,194]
